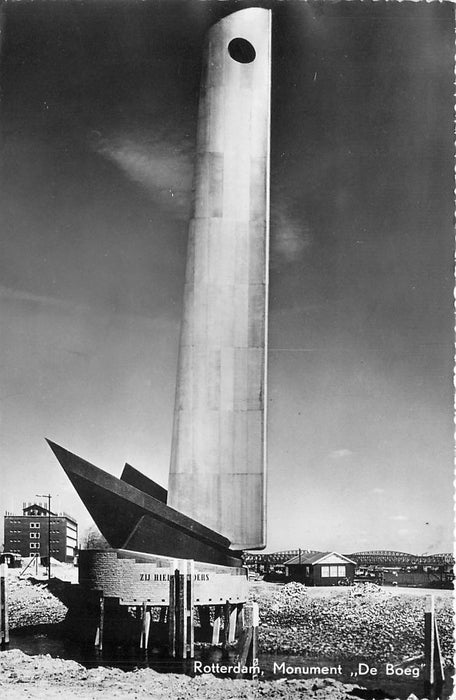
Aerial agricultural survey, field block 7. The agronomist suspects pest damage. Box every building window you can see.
[321,565,346,578]
[30,532,40,539]
[30,543,40,550]
[30,523,40,528]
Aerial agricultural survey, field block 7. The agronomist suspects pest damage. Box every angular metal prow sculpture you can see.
[46,439,242,566]
[120,462,167,504]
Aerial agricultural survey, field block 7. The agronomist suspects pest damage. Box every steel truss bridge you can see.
[243,550,318,566]
[243,550,454,568]
[349,551,454,567]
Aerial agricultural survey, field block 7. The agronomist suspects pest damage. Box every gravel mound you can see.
[7,575,68,629]
[349,582,388,597]
[251,586,454,665]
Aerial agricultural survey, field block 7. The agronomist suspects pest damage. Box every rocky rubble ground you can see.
[251,582,454,666]
[7,574,68,629]
[2,575,453,698]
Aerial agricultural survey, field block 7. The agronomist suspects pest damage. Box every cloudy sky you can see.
[0,0,453,554]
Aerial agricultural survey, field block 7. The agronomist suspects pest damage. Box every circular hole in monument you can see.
[228,38,256,63]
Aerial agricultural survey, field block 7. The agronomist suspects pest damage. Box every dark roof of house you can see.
[284,551,357,566]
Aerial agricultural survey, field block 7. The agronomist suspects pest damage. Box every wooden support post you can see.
[433,616,445,686]
[235,603,244,639]
[178,565,187,658]
[223,601,238,648]
[212,605,223,645]
[187,560,195,659]
[19,556,35,579]
[424,595,435,690]
[198,606,212,641]
[0,564,9,647]
[222,600,231,649]
[424,595,444,700]
[159,606,167,624]
[236,602,259,679]
[140,602,151,650]
[249,603,259,679]
[168,571,177,657]
[229,604,238,644]
[168,564,194,659]
[237,627,253,669]
[94,592,104,651]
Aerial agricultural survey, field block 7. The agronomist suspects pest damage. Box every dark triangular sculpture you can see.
[120,463,167,504]
[46,440,242,567]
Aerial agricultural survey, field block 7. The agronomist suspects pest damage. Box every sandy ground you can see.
[0,648,425,700]
[12,559,79,584]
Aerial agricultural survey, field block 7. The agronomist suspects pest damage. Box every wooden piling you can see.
[187,560,195,657]
[222,600,231,649]
[236,602,259,679]
[177,566,187,658]
[159,606,167,624]
[248,602,259,678]
[198,606,212,640]
[424,595,444,699]
[235,603,244,639]
[228,604,238,644]
[0,564,9,647]
[212,605,223,645]
[140,602,151,650]
[223,601,238,648]
[168,571,177,657]
[237,627,253,669]
[168,564,194,659]
[433,615,445,684]
[94,592,104,650]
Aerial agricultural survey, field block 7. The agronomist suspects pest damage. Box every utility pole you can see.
[36,493,51,580]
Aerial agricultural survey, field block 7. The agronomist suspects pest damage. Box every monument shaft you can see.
[168,8,271,550]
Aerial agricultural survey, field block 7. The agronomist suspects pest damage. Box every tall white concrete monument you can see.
[49,7,271,566]
[168,8,271,550]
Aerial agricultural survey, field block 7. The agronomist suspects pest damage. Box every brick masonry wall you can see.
[79,550,248,605]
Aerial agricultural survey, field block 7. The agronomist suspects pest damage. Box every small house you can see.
[284,551,356,586]
[0,552,22,568]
